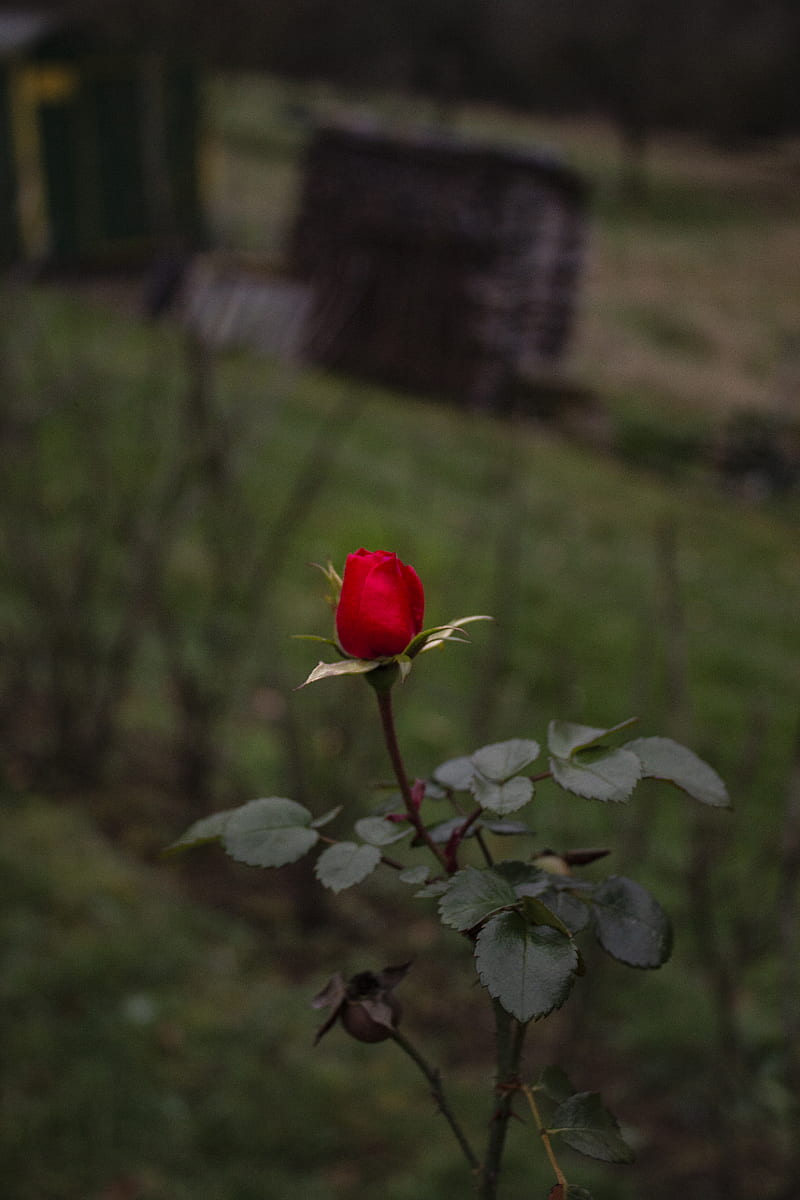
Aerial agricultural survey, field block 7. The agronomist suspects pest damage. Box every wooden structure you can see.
[289,123,590,409]
[0,10,202,269]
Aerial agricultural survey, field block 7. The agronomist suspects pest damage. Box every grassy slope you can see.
[3,284,798,1198]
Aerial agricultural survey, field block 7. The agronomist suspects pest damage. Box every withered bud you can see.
[560,847,611,867]
[533,852,572,877]
[312,963,411,1045]
[534,847,611,875]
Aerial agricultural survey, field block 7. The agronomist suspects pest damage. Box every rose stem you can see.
[479,1002,528,1200]
[456,806,495,868]
[390,1028,480,1173]
[375,690,449,870]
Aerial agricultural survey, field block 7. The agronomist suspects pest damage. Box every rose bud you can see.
[532,851,572,876]
[335,549,424,661]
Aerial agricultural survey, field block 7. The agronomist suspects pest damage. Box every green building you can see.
[0,9,203,269]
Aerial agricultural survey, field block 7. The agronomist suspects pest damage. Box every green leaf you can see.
[414,879,451,898]
[165,807,236,854]
[310,806,342,829]
[538,1065,575,1104]
[314,842,382,892]
[566,1188,594,1200]
[494,861,550,894]
[298,658,380,687]
[421,779,447,800]
[433,755,475,791]
[222,797,319,868]
[480,818,535,836]
[590,875,672,968]
[438,866,518,931]
[625,736,730,807]
[471,774,534,815]
[425,816,482,844]
[538,886,592,933]
[547,718,638,759]
[550,747,641,803]
[475,911,579,1021]
[550,1092,635,1164]
[471,738,541,781]
[354,816,412,846]
[522,896,574,938]
[398,865,429,885]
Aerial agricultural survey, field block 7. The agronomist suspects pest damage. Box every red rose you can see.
[335,548,425,660]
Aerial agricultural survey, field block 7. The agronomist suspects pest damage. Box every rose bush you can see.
[335,548,425,660]
[172,545,731,1200]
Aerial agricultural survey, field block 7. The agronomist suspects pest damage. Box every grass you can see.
[2,80,799,1199]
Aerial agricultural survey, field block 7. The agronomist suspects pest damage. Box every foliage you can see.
[171,558,728,1196]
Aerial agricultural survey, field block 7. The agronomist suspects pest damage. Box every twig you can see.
[390,1028,480,1172]
[521,1083,568,1191]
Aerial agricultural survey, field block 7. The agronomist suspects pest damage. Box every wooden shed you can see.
[0,9,203,269]
[289,123,590,409]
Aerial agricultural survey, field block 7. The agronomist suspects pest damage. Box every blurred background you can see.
[1,2,799,1198]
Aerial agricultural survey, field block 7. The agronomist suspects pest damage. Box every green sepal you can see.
[309,558,343,607]
[292,634,342,649]
[396,654,413,682]
[408,614,494,658]
[298,657,382,687]
[548,1092,635,1164]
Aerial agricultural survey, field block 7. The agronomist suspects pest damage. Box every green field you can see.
[2,80,799,1200]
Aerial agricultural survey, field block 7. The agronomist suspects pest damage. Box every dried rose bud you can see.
[560,847,611,867]
[312,963,411,1045]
